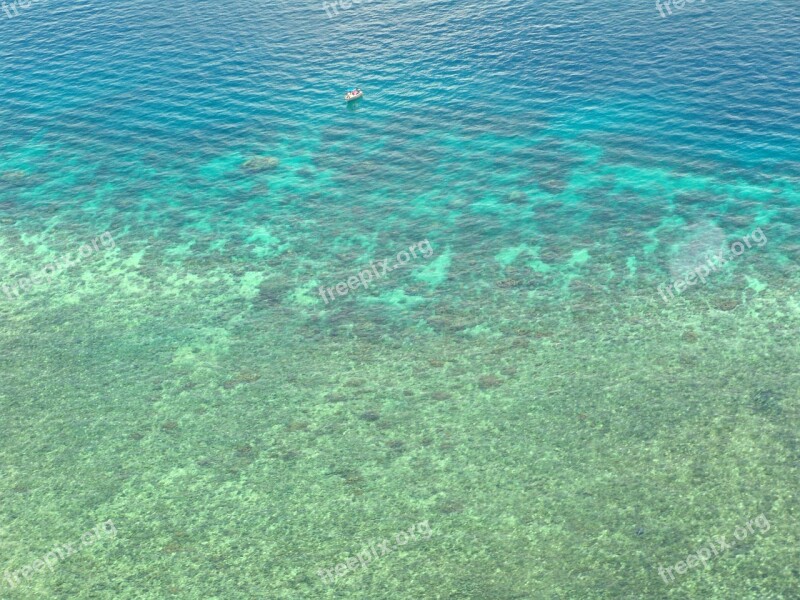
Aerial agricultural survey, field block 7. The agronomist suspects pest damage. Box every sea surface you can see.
[1,0,798,598]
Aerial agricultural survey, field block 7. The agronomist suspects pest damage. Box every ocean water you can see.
[1,0,798,598]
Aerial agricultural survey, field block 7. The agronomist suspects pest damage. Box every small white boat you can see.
[344,88,363,102]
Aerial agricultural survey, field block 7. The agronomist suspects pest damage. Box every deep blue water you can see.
[3,1,799,170]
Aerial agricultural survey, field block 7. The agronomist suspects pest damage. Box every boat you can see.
[344,88,363,102]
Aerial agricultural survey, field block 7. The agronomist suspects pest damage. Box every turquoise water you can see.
[1,0,799,598]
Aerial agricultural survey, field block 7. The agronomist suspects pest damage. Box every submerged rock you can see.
[478,374,502,389]
[359,410,380,422]
[751,389,782,415]
[497,278,522,289]
[506,190,527,204]
[1,170,27,184]
[681,329,699,343]
[242,156,279,172]
[713,298,739,311]
[296,167,315,179]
